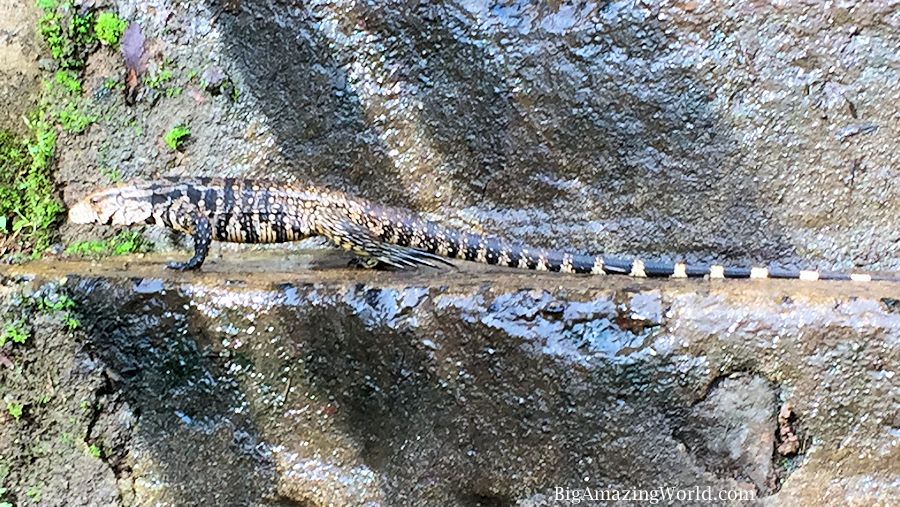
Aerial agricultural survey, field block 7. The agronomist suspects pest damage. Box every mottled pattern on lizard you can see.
[68,177,886,281]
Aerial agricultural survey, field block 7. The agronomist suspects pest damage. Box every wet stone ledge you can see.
[0,252,897,506]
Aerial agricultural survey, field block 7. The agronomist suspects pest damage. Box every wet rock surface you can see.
[0,253,898,505]
[3,0,898,505]
[56,0,899,272]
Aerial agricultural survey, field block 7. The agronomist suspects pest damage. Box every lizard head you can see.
[69,185,154,226]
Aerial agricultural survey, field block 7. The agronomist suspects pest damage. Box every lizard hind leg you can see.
[323,219,454,270]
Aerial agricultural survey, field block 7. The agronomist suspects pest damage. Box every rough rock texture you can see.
[0,254,898,505]
[0,0,42,134]
[56,0,899,273]
[3,0,899,505]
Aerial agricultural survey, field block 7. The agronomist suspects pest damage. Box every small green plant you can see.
[38,0,95,69]
[79,399,90,411]
[26,485,41,502]
[54,69,82,94]
[64,315,80,330]
[99,165,121,182]
[6,402,23,420]
[163,125,190,151]
[94,12,126,46]
[55,102,95,133]
[0,486,10,507]
[64,239,107,256]
[38,293,75,313]
[102,77,121,91]
[110,230,146,254]
[0,321,30,346]
[87,443,102,459]
[144,68,173,90]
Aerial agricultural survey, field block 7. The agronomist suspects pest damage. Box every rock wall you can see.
[57,0,899,271]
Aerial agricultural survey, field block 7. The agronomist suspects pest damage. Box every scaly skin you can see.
[68,177,886,281]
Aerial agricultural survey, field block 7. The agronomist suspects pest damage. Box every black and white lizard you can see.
[67,177,890,281]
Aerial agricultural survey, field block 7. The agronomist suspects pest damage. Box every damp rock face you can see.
[58,1,899,273]
[0,255,897,505]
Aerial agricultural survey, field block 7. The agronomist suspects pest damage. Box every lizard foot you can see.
[166,259,202,271]
[348,257,392,270]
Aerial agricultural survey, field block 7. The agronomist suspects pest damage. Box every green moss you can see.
[53,69,81,94]
[99,165,121,183]
[94,12,126,46]
[144,68,174,90]
[65,230,150,258]
[37,0,95,70]
[163,125,190,151]
[25,485,41,502]
[55,102,95,133]
[0,119,63,256]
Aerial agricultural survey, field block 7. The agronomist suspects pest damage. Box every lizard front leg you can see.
[166,205,212,271]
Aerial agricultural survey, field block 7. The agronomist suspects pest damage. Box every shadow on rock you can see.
[213,0,416,207]
[72,276,278,503]
[213,1,795,267]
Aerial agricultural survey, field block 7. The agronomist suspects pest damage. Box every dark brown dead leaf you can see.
[121,23,146,105]
[122,22,146,72]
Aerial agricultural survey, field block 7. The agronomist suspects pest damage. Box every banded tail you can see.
[350,203,891,282]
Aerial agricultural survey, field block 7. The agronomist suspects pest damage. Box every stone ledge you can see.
[0,251,897,505]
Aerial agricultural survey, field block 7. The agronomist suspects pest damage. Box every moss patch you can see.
[0,123,62,257]
[6,1,134,258]
[37,0,95,70]
[94,12,126,47]
[163,125,191,151]
[64,230,151,258]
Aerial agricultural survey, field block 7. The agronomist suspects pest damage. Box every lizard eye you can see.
[116,194,125,206]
